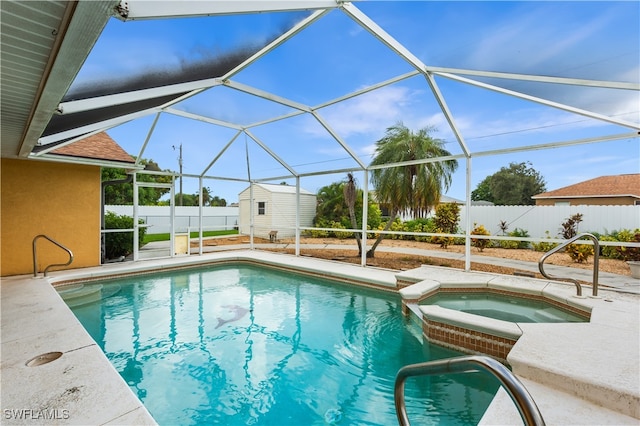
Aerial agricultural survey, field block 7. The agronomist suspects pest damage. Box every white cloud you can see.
[306,85,417,138]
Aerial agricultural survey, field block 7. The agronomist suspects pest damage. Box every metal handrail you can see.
[395,355,545,426]
[538,232,599,297]
[32,234,74,277]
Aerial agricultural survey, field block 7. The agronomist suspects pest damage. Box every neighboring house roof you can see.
[240,183,314,196]
[51,132,135,164]
[532,174,640,200]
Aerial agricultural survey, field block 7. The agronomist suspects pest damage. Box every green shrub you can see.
[599,235,623,259]
[330,221,353,239]
[566,242,594,263]
[616,230,640,261]
[471,223,491,252]
[532,231,559,252]
[431,203,460,248]
[499,239,520,249]
[104,211,146,260]
[510,228,530,249]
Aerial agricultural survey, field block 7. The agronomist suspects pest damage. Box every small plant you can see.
[532,231,559,252]
[471,223,491,252]
[498,220,509,236]
[560,213,583,239]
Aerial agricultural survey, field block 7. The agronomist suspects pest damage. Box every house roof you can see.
[51,132,135,164]
[533,174,640,199]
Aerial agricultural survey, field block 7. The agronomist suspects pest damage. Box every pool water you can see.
[420,292,588,323]
[64,264,499,425]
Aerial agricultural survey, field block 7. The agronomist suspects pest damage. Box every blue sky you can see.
[69,1,639,204]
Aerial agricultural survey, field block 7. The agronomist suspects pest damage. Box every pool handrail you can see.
[394,355,545,426]
[538,232,599,297]
[32,234,74,277]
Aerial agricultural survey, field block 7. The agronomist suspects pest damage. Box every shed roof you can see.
[51,132,135,164]
[240,183,314,196]
[533,174,640,199]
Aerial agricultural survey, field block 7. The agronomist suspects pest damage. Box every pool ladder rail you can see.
[538,232,599,298]
[394,355,546,426]
[32,234,74,277]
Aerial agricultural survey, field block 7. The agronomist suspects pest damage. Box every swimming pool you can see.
[61,263,499,425]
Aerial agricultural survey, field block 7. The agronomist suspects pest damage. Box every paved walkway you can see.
[139,239,640,294]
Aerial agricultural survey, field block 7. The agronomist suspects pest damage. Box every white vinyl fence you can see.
[106,205,239,234]
[460,205,639,238]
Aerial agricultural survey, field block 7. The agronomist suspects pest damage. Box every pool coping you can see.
[2,251,638,424]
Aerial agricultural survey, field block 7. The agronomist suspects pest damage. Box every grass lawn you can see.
[143,229,238,243]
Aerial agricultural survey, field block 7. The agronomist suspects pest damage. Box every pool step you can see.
[57,284,103,307]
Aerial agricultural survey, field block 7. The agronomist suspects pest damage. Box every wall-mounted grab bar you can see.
[538,232,599,297]
[395,355,545,426]
[32,234,74,277]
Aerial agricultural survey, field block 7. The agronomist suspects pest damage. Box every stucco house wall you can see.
[1,159,101,276]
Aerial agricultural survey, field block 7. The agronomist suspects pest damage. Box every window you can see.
[258,202,266,215]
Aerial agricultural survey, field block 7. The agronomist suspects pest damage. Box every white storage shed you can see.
[238,183,317,239]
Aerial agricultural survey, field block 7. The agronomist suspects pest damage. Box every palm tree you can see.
[368,122,458,257]
[343,173,362,255]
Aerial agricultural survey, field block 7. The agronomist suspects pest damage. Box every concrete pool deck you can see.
[1,250,638,425]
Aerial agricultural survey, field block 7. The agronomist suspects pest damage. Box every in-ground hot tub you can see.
[399,276,592,362]
[420,290,589,323]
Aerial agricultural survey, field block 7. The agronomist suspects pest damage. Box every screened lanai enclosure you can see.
[4,0,639,266]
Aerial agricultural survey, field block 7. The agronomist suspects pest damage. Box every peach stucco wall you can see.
[1,158,101,276]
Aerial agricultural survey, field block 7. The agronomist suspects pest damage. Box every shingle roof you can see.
[51,132,135,163]
[533,174,640,199]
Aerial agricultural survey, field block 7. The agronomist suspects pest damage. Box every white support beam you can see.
[116,1,341,21]
[164,108,244,130]
[438,72,640,131]
[423,72,471,157]
[135,112,161,166]
[341,2,427,73]
[37,107,160,146]
[223,80,312,112]
[470,132,639,158]
[367,153,466,171]
[311,111,367,169]
[32,127,108,156]
[57,79,223,115]
[200,130,243,176]
[427,66,640,91]
[244,129,298,176]
[223,9,331,81]
[314,70,420,110]
[245,110,307,129]
[29,153,144,170]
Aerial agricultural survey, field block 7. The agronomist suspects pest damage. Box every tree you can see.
[472,162,546,205]
[368,122,458,257]
[315,181,346,224]
[344,173,362,255]
[314,179,381,233]
[102,158,172,205]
